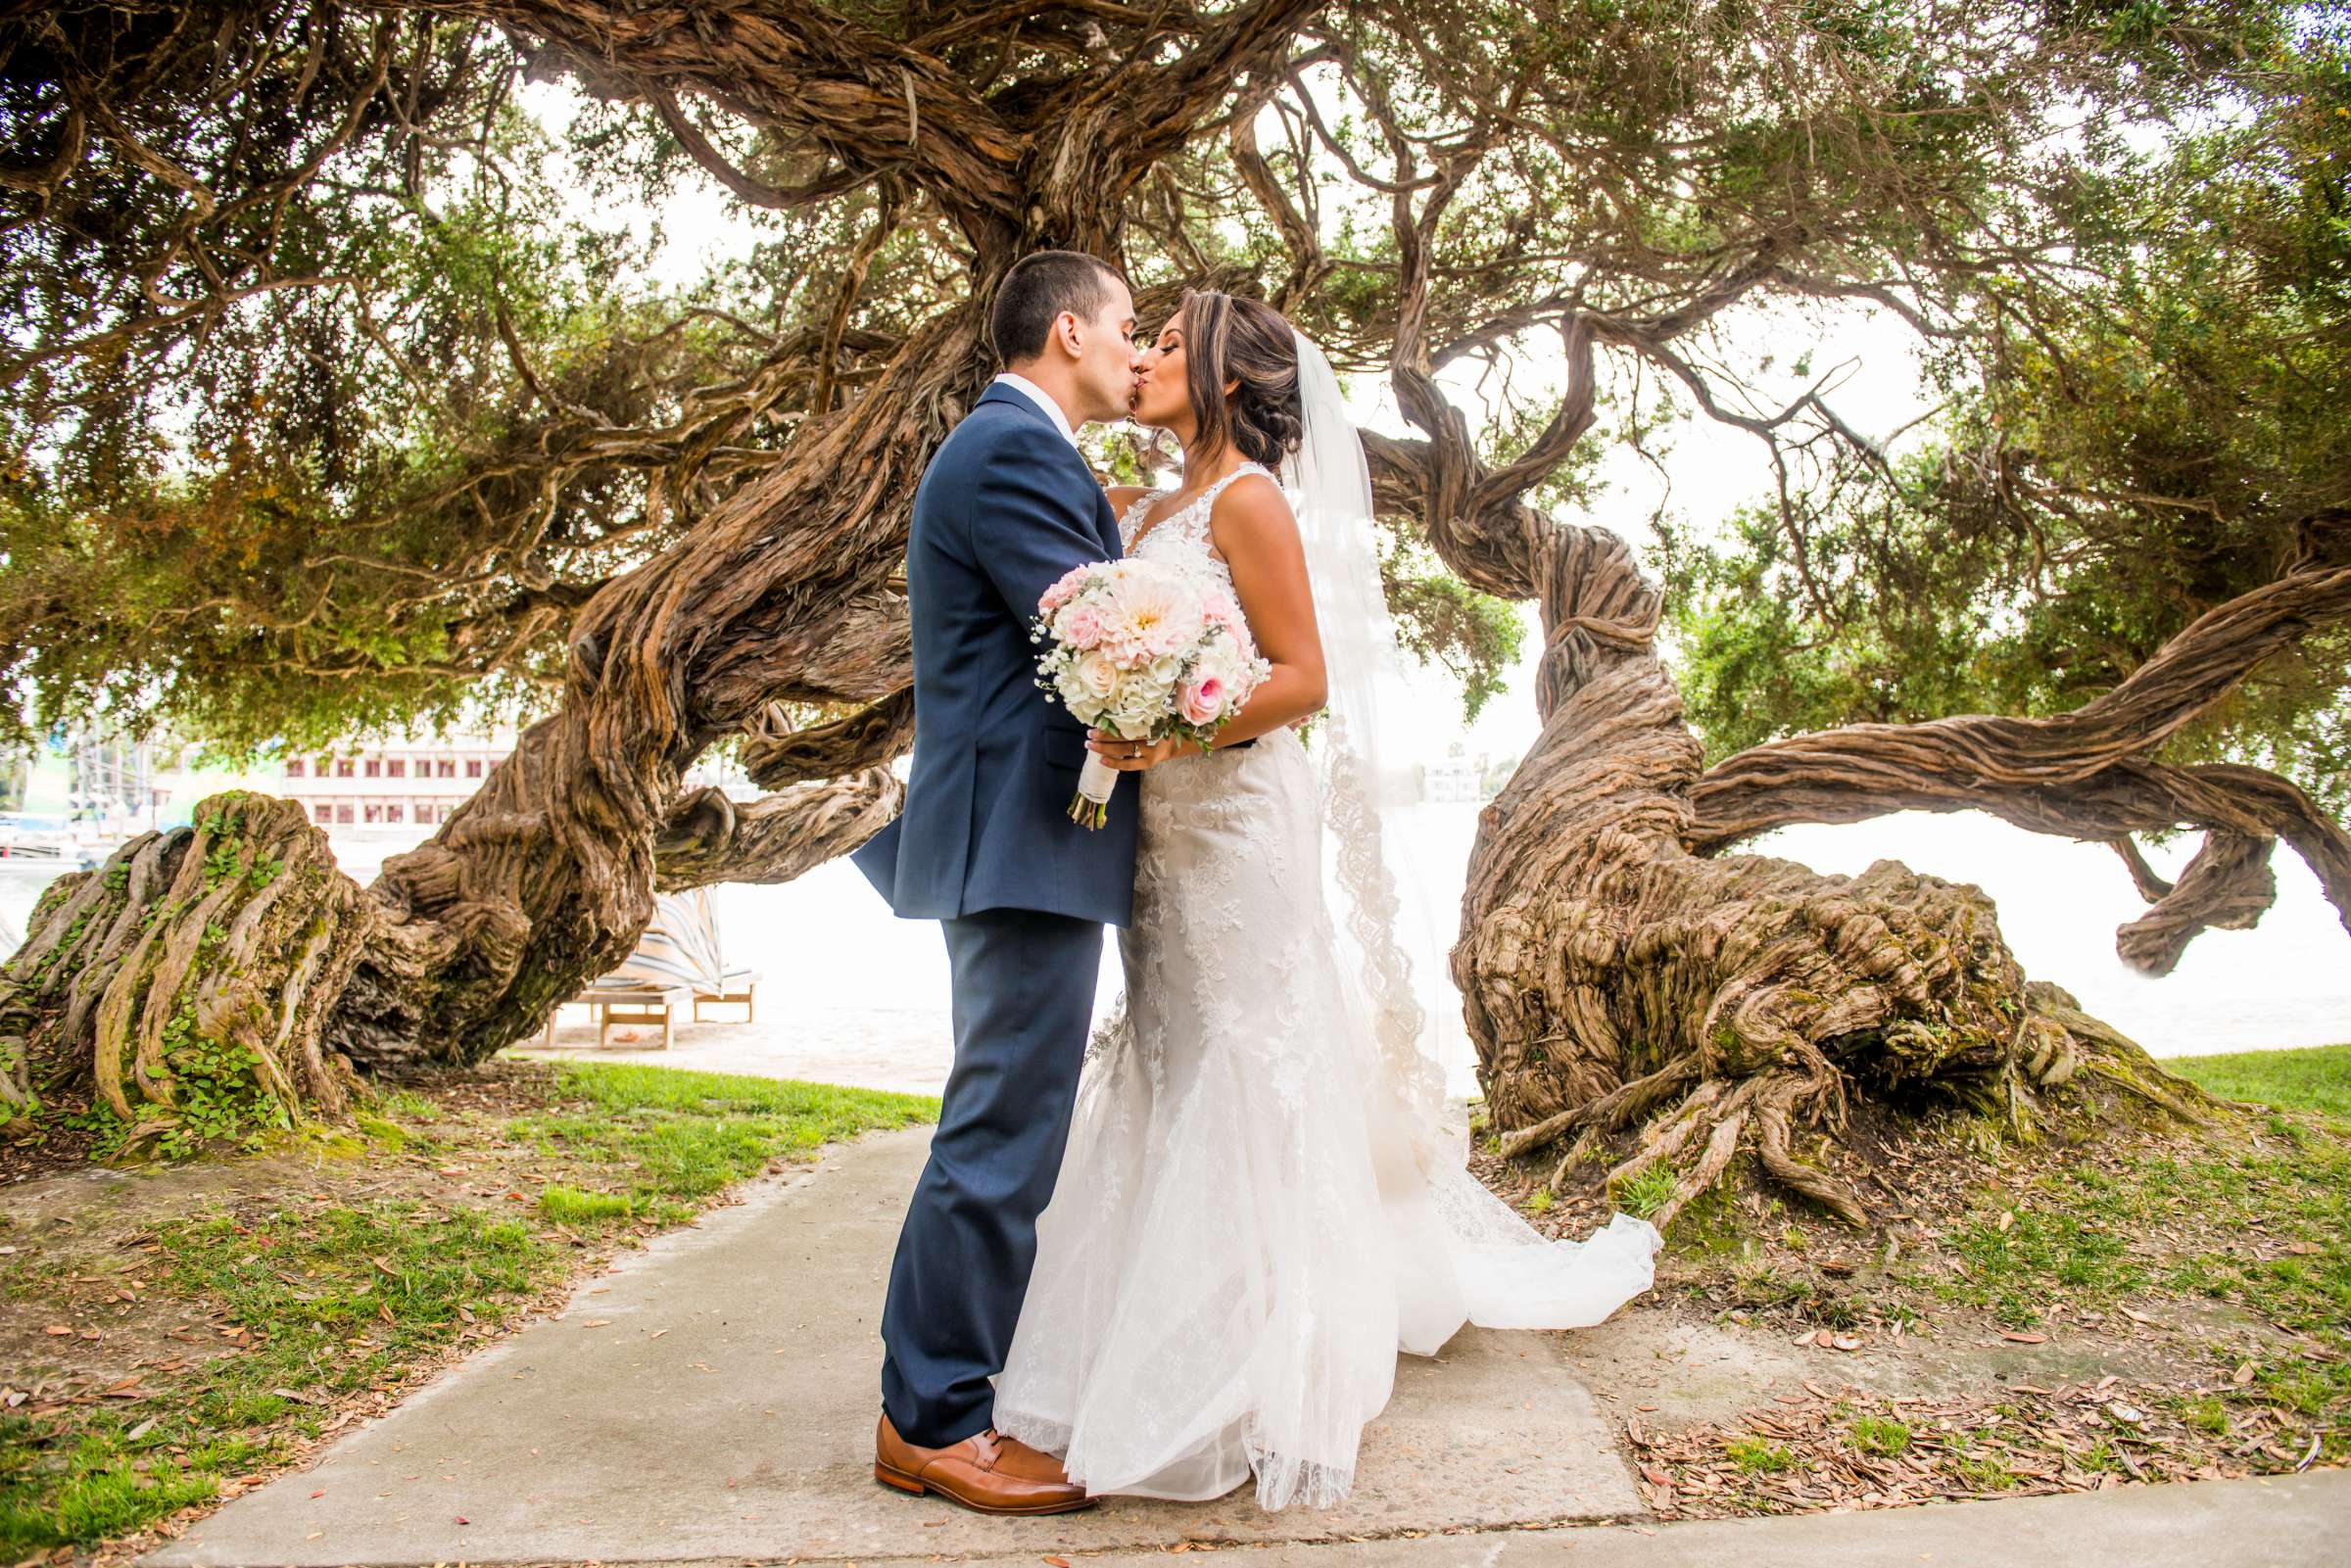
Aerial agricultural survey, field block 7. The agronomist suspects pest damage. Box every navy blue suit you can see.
[851,382,1136,1449]
[853,383,1139,926]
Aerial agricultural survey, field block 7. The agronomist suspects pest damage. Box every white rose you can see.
[1075,649,1120,700]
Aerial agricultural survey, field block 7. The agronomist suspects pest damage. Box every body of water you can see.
[6,806,2343,1100]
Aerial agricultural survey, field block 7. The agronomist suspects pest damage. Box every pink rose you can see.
[1038,564,1092,614]
[1058,602,1106,648]
[1178,674,1225,727]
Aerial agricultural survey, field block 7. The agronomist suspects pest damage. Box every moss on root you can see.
[0,792,370,1156]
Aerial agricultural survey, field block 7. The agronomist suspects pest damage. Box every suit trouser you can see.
[880,904,1104,1449]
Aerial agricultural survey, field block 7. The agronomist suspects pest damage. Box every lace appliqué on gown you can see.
[990,466,1658,1512]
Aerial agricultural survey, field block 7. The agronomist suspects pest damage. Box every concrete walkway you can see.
[147,1125,1642,1566]
[1053,1471,2351,1567]
[141,1123,2351,1568]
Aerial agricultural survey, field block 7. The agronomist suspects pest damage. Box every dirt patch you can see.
[1480,1099,2349,1517]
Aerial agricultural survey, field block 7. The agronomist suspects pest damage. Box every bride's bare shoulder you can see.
[1202,468,1302,575]
[1207,467,1298,538]
[1105,484,1155,516]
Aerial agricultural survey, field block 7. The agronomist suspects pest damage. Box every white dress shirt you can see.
[990,371,1081,449]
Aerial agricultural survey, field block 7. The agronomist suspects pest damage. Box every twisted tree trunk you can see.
[0,305,967,1127]
[1683,563,2351,974]
[1366,288,2263,1230]
[1450,526,2216,1231]
[0,0,1319,1150]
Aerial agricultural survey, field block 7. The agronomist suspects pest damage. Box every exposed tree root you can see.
[0,768,899,1145]
[0,793,367,1153]
[1366,308,2239,1234]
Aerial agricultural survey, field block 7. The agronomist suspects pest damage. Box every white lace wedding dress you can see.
[990,464,1659,1512]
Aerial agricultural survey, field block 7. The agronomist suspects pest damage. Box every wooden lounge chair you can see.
[543,886,748,1049]
[693,967,762,1022]
[544,979,696,1050]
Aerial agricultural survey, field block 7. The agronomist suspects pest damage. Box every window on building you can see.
[438,759,456,778]
[312,803,332,824]
[465,759,483,778]
[315,758,330,776]
[386,803,404,824]
[336,804,354,824]
[363,759,380,778]
[336,759,354,778]
[386,759,406,778]
[285,758,305,778]
[363,803,381,824]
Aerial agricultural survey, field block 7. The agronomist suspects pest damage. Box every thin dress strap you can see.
[1200,460,1276,506]
[1127,462,1279,552]
[1117,488,1167,546]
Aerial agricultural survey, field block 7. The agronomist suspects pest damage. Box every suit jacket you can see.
[851,383,1141,927]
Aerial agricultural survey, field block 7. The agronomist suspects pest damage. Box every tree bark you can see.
[0,793,365,1151]
[0,0,1323,1145]
[1682,564,2351,975]
[1368,294,2230,1231]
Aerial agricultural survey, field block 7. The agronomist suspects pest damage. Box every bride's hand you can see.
[1086,730,1183,772]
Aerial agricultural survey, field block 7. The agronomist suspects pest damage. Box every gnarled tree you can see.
[1,0,2344,1193]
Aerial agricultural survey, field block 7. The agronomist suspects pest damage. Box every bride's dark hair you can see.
[1176,290,1303,467]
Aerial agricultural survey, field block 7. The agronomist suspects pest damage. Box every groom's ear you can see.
[1049,309,1085,361]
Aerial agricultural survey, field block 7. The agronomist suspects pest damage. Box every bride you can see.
[987,290,1660,1512]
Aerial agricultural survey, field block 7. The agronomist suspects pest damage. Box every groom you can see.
[849,250,1141,1514]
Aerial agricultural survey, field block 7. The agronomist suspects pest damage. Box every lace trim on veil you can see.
[1312,709,1451,1170]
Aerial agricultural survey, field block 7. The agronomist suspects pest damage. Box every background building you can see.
[277,730,521,833]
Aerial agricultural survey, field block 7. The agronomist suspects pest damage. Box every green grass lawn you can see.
[0,1063,935,1555]
[2168,1042,2351,1119]
[1893,1049,2351,1469]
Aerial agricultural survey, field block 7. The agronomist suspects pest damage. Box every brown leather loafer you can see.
[874,1410,1095,1515]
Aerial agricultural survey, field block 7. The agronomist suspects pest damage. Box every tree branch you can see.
[652,768,902,891]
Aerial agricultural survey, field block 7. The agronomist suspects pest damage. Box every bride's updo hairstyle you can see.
[1179,290,1303,467]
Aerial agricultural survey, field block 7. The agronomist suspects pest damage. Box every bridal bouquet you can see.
[1032,558,1271,829]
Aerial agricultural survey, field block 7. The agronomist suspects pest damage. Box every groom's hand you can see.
[1086,729,1183,772]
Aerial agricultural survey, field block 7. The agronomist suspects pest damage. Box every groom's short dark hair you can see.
[992,251,1122,365]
